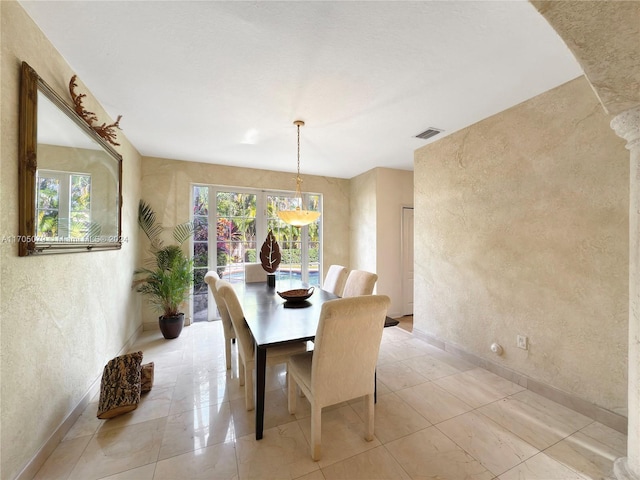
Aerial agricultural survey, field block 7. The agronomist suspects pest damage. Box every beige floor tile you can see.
[67,418,166,480]
[158,401,236,460]
[434,368,523,408]
[478,390,592,450]
[385,426,493,480]
[134,343,184,366]
[63,400,102,440]
[150,364,184,389]
[377,341,429,365]
[98,386,174,432]
[381,326,413,343]
[498,452,587,479]
[419,344,477,372]
[180,351,232,376]
[401,353,462,380]
[396,381,473,424]
[376,381,393,398]
[33,322,628,480]
[465,368,525,396]
[350,392,431,444]
[169,372,233,415]
[375,362,429,391]
[437,411,539,476]
[229,398,261,439]
[154,442,238,480]
[33,435,92,480]
[321,445,411,479]
[130,332,185,358]
[544,422,626,480]
[294,470,326,480]
[260,386,301,430]
[296,404,382,468]
[229,387,299,439]
[236,421,319,479]
[98,463,156,479]
[579,421,627,455]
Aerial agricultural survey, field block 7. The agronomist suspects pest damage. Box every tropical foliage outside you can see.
[36,171,92,238]
[192,185,321,321]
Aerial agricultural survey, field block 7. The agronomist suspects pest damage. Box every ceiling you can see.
[19,1,583,179]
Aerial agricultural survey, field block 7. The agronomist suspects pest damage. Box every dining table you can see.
[232,280,399,440]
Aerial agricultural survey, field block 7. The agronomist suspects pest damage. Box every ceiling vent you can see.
[415,127,443,140]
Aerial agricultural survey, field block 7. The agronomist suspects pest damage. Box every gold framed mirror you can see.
[18,62,123,256]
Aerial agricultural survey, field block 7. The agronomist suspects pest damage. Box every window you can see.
[192,185,322,322]
[36,170,92,239]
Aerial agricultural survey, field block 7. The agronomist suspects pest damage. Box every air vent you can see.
[415,127,443,140]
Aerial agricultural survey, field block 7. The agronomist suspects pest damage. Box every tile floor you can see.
[34,320,626,480]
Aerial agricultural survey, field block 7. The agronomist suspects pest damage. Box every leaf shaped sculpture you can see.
[259,230,281,273]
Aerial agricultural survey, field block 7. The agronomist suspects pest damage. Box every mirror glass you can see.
[19,62,123,255]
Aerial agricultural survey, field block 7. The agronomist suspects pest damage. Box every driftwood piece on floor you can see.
[97,351,143,419]
[141,362,154,393]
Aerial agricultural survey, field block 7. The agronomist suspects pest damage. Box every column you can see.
[612,106,640,480]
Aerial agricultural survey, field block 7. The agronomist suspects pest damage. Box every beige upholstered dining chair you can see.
[217,280,310,411]
[287,295,390,460]
[244,263,267,283]
[322,264,348,297]
[204,271,236,370]
[341,269,378,297]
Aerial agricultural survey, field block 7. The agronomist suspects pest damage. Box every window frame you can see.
[191,184,323,321]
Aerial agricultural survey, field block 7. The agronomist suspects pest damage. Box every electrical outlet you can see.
[517,335,528,350]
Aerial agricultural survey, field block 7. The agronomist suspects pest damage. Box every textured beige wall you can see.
[349,169,377,275]
[0,3,142,479]
[414,76,629,414]
[532,0,640,116]
[140,156,350,329]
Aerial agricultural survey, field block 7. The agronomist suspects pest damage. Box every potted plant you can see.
[134,200,194,339]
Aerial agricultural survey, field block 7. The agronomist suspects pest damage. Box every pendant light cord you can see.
[295,121,303,200]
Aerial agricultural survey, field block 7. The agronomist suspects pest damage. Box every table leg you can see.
[255,344,267,440]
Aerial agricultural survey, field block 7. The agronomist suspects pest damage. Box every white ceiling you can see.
[19,1,583,179]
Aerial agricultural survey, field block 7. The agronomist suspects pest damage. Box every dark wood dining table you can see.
[232,280,399,440]
[232,280,335,440]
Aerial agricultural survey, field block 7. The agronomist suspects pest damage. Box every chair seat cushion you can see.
[288,351,313,391]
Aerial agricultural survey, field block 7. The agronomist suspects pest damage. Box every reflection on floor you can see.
[35,320,625,479]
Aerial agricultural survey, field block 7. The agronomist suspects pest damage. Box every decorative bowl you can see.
[277,287,315,303]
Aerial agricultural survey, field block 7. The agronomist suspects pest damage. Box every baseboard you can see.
[16,324,143,480]
[411,327,627,435]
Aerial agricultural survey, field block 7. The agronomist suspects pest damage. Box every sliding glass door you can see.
[192,185,322,322]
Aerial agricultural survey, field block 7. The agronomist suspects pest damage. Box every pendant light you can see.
[277,120,321,227]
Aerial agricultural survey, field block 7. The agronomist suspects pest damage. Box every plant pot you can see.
[159,313,184,339]
[267,274,276,288]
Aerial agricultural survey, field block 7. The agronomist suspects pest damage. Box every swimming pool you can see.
[219,267,320,285]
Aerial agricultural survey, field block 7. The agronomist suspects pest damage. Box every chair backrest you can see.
[311,295,390,406]
[204,271,232,331]
[245,263,267,283]
[217,280,254,360]
[341,270,378,297]
[323,265,348,297]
